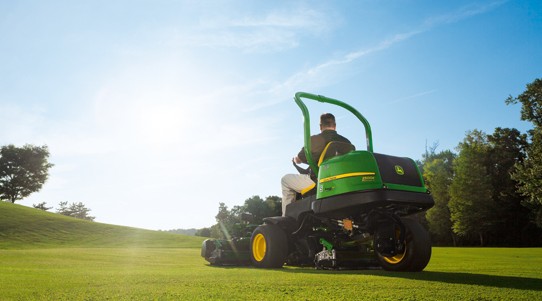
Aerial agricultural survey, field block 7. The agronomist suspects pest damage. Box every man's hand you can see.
[293,156,302,164]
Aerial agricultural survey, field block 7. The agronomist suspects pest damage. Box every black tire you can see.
[250,224,288,268]
[376,217,432,272]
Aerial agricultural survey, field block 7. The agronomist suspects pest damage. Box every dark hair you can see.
[320,113,336,128]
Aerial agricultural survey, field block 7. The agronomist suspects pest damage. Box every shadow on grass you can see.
[206,264,542,291]
[378,271,542,291]
[283,267,542,291]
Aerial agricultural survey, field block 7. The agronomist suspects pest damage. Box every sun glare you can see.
[135,103,187,147]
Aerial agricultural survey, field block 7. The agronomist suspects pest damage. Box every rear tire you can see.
[376,217,431,272]
[250,224,288,268]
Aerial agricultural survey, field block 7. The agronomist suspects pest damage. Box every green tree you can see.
[195,227,211,237]
[423,150,456,246]
[0,144,53,203]
[33,202,52,211]
[211,196,282,239]
[56,201,95,221]
[213,202,245,239]
[487,128,532,244]
[506,78,542,127]
[449,130,495,246]
[264,195,282,217]
[243,195,282,224]
[209,224,221,239]
[515,129,542,227]
[506,78,542,227]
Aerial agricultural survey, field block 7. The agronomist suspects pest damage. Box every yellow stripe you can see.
[319,172,376,183]
[300,182,316,195]
[317,142,333,167]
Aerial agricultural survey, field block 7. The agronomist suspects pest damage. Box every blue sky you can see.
[1,0,540,230]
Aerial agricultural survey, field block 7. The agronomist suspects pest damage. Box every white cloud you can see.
[422,0,508,28]
[226,7,331,33]
[175,5,336,52]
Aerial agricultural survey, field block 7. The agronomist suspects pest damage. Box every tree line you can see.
[33,201,96,221]
[423,78,542,246]
[203,78,542,247]
[196,195,281,238]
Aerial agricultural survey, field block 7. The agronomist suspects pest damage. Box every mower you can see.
[201,92,434,271]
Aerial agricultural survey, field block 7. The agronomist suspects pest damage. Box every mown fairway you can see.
[1,203,541,300]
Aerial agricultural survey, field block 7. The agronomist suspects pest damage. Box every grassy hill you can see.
[0,202,204,249]
[2,203,542,300]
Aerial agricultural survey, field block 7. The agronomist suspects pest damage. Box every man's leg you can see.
[281,174,314,216]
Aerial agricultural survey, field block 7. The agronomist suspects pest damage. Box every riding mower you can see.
[202,92,434,271]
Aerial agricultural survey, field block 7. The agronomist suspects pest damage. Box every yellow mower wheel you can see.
[250,224,288,268]
[252,233,266,262]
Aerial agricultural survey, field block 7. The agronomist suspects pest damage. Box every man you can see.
[281,113,351,216]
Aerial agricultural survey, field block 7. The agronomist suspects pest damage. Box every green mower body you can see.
[202,92,434,272]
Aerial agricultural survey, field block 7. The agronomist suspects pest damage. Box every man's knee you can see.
[280,175,288,186]
[281,174,295,187]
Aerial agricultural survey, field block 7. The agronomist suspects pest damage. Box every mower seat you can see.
[295,141,354,200]
[317,141,355,166]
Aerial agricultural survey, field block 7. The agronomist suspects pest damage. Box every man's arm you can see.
[295,135,326,165]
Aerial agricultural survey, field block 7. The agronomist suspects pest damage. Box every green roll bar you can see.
[294,92,374,175]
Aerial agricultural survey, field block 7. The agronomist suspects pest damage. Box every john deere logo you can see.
[395,165,405,175]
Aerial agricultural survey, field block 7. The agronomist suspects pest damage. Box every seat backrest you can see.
[317,141,355,166]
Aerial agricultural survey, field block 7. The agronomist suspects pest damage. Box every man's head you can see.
[320,113,336,131]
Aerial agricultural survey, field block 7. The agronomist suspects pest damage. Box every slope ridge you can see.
[0,202,203,249]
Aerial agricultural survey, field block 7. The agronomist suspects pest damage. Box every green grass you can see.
[1,202,542,300]
[1,248,541,300]
[0,202,202,249]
